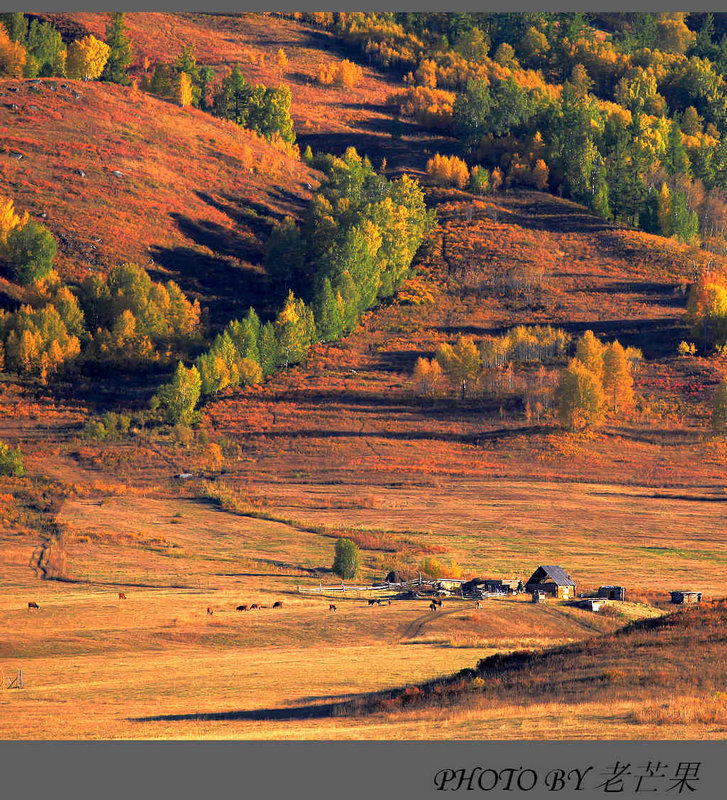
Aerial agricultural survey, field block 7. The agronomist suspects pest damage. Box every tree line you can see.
[293,12,727,251]
[152,148,435,424]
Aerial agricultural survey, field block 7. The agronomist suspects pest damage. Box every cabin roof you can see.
[526,565,576,587]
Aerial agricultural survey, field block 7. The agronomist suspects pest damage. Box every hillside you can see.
[333,600,727,739]
[0,77,316,323]
[2,11,727,743]
[47,11,430,166]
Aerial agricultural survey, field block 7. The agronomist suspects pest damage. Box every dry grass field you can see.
[1,12,726,740]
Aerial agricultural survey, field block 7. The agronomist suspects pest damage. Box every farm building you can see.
[525,565,576,599]
[598,586,626,601]
[462,578,524,596]
[483,579,524,594]
[670,591,702,605]
[531,590,546,603]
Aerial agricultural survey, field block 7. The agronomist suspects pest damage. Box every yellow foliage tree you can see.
[574,329,606,381]
[178,71,193,108]
[0,195,29,255]
[0,27,27,78]
[435,336,481,400]
[556,357,605,431]
[602,340,635,415]
[66,35,111,81]
[277,48,288,71]
[426,153,469,189]
[412,356,443,399]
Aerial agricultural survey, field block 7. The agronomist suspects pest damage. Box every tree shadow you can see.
[148,244,270,326]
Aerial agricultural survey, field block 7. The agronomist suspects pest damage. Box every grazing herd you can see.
[24,594,477,615]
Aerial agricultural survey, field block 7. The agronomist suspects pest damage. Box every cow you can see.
[27,601,40,610]
[206,607,214,616]
[250,603,259,610]
[118,592,127,600]
[429,601,437,613]
[436,598,443,607]
[236,604,248,612]
[272,601,283,609]
[475,600,482,609]
[329,604,337,611]
[368,599,378,606]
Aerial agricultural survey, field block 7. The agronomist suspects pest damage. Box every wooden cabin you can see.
[670,590,702,605]
[597,586,626,601]
[525,565,576,599]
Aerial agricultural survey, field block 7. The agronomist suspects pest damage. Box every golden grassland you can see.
[0,486,715,740]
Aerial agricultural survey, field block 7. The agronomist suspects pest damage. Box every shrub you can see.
[0,440,24,476]
[6,220,57,285]
[332,537,360,579]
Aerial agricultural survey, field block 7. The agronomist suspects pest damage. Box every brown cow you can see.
[206,607,214,616]
[272,601,283,609]
[429,601,437,613]
[329,604,337,611]
[475,600,482,609]
[236,605,248,612]
[27,601,40,610]
[118,592,127,600]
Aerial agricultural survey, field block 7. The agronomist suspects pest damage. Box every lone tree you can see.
[435,336,481,400]
[556,358,605,430]
[6,219,56,285]
[332,537,359,580]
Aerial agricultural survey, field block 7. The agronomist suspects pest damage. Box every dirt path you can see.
[399,604,467,641]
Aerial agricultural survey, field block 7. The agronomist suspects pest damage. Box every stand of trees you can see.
[293,12,727,251]
[153,149,434,423]
[556,330,639,430]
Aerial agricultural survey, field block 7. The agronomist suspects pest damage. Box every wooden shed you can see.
[598,586,626,601]
[525,565,576,599]
[670,590,702,605]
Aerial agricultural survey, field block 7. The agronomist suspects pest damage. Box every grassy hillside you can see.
[333,600,727,739]
[0,76,315,323]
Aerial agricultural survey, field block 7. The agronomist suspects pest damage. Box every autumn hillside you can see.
[46,12,409,152]
[338,600,727,737]
[0,77,317,322]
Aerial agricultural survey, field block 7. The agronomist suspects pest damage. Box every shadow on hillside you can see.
[171,213,265,264]
[496,194,614,235]
[149,244,269,326]
[132,698,354,723]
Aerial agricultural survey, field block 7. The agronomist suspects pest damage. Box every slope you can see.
[0,77,317,323]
